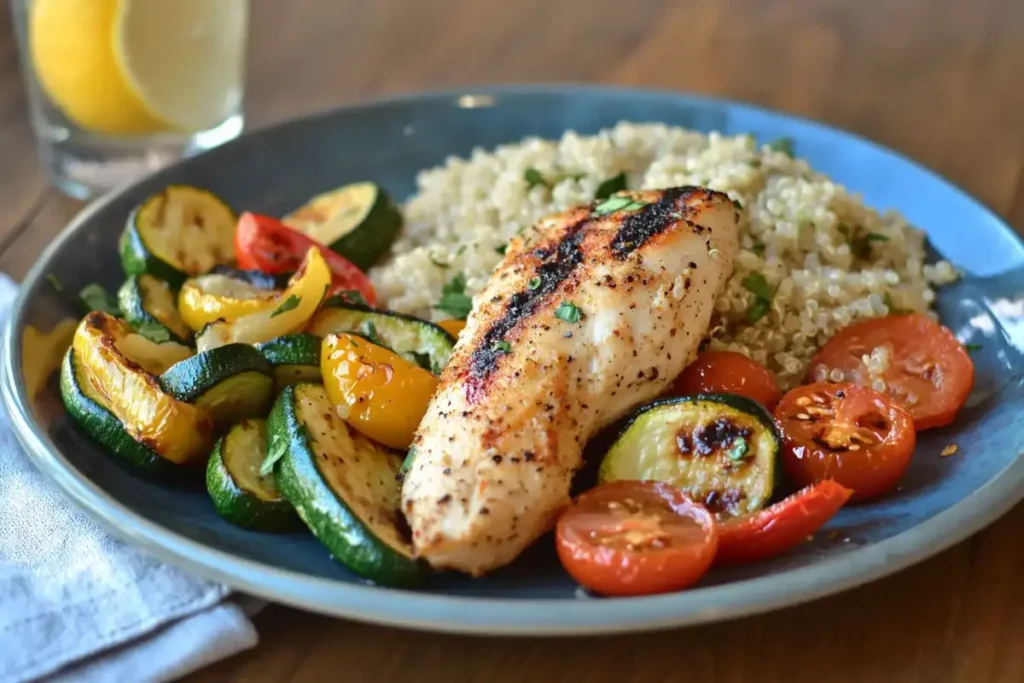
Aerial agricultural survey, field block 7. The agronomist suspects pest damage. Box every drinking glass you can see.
[11,0,248,199]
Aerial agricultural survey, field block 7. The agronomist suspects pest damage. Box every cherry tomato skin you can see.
[715,480,853,564]
[555,481,718,597]
[776,383,916,501]
[808,314,973,430]
[234,212,377,305]
[671,350,782,410]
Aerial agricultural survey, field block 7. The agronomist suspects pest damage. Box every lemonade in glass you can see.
[12,0,248,198]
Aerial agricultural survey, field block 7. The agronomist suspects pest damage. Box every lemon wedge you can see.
[30,0,247,135]
[115,0,248,132]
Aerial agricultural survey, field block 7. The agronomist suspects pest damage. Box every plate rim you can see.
[4,84,1023,635]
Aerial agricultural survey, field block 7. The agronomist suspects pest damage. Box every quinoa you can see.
[369,123,957,389]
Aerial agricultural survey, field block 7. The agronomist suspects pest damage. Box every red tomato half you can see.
[776,383,916,500]
[671,350,782,410]
[234,212,377,305]
[808,313,973,429]
[556,481,718,597]
[716,480,853,564]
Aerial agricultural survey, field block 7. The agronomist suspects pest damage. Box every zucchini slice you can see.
[255,333,322,389]
[268,384,424,586]
[118,275,192,344]
[72,312,214,465]
[206,419,299,531]
[283,182,403,270]
[60,349,186,479]
[195,248,331,352]
[307,305,455,375]
[160,344,275,425]
[178,273,277,332]
[119,185,236,287]
[598,394,781,518]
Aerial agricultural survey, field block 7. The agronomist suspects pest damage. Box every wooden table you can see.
[2,0,1023,680]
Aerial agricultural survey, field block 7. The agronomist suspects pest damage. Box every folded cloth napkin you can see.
[0,275,260,682]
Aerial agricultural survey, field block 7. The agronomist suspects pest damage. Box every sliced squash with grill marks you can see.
[160,344,275,426]
[119,185,236,287]
[71,312,214,466]
[118,275,192,344]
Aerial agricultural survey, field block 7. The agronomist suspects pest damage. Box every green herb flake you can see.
[741,272,773,301]
[527,277,541,290]
[434,273,473,320]
[260,434,288,477]
[750,237,766,257]
[732,198,744,210]
[134,321,171,344]
[594,171,627,200]
[964,342,983,352]
[495,244,508,256]
[766,136,795,157]
[741,272,774,323]
[726,437,749,461]
[554,300,583,324]
[270,294,301,318]
[593,195,648,216]
[430,256,450,269]
[361,320,380,345]
[524,168,549,191]
[79,284,120,316]
[492,340,512,354]
[400,445,418,477]
[850,232,889,260]
[46,273,63,292]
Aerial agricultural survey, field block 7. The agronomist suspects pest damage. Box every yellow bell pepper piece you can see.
[321,333,438,450]
[436,318,466,337]
[178,274,275,332]
[73,312,213,465]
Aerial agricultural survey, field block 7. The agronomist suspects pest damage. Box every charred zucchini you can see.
[118,275,192,344]
[267,384,424,586]
[255,333,322,389]
[119,185,236,287]
[598,394,781,517]
[206,419,299,531]
[159,344,275,425]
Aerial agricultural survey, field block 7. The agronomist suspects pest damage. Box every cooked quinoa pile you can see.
[369,123,957,389]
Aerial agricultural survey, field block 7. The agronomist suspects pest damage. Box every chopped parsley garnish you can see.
[593,195,647,216]
[492,340,512,354]
[495,244,508,256]
[766,136,795,157]
[434,272,473,319]
[430,256,450,269]
[361,320,380,345]
[46,273,63,292]
[524,168,549,190]
[726,437,749,461]
[79,284,120,316]
[732,198,743,210]
[400,445,418,476]
[134,321,171,344]
[741,272,773,323]
[594,171,627,200]
[260,434,289,477]
[964,342,983,352]
[554,300,583,323]
[750,237,766,256]
[527,277,541,290]
[270,294,301,318]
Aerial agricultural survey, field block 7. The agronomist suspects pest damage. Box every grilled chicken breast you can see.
[401,187,740,575]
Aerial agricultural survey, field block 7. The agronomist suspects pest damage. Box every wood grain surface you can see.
[2,0,1023,680]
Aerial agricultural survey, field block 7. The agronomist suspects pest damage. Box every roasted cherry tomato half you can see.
[234,212,377,305]
[555,481,718,596]
[808,313,973,429]
[776,382,916,501]
[671,350,782,410]
[716,480,853,564]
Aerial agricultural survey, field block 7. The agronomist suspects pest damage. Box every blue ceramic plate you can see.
[4,86,1023,635]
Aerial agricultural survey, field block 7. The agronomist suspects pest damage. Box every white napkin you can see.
[0,275,260,682]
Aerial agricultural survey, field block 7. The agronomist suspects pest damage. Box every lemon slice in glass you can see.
[114,0,248,133]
